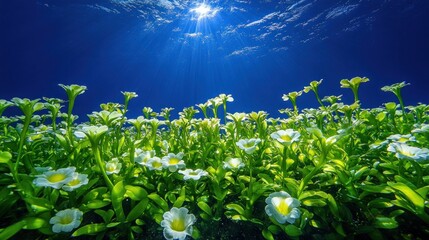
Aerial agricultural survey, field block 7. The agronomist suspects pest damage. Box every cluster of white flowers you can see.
[136,151,187,172]
[206,94,234,107]
[33,167,88,191]
[134,149,209,181]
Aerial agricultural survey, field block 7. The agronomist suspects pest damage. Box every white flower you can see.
[33,167,76,189]
[387,142,429,163]
[161,207,196,240]
[135,149,156,165]
[179,169,208,180]
[105,158,122,175]
[412,124,429,134]
[34,166,52,173]
[236,138,261,154]
[226,112,247,122]
[162,153,186,172]
[223,157,245,170]
[49,208,83,233]
[218,93,234,103]
[145,157,164,171]
[74,125,108,139]
[81,125,109,136]
[386,134,416,143]
[73,130,86,139]
[265,191,301,224]
[270,129,301,145]
[62,172,89,192]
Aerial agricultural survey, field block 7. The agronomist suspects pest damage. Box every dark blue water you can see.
[1,0,428,120]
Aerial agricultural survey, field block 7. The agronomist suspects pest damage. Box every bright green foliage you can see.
[0,77,428,239]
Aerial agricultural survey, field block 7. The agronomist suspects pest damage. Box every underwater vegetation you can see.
[0,78,429,239]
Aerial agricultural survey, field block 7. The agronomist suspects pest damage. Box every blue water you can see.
[1,0,428,119]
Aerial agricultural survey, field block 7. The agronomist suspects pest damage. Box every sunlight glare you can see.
[191,3,217,20]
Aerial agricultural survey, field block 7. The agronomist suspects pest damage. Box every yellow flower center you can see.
[59,215,73,225]
[107,165,116,172]
[169,158,180,165]
[152,161,162,168]
[280,135,292,142]
[170,218,186,231]
[273,197,291,215]
[68,179,80,186]
[47,173,67,183]
[189,171,198,176]
[229,160,238,168]
[400,150,415,157]
[243,143,254,148]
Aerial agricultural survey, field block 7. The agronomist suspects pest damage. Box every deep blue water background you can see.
[1,0,428,121]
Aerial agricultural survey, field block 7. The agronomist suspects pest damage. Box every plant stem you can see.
[14,115,32,178]
[93,145,114,190]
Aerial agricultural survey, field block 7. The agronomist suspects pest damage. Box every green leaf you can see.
[199,213,211,220]
[148,193,169,212]
[388,182,425,212]
[416,185,429,198]
[173,196,186,208]
[302,198,326,207]
[197,201,212,216]
[327,194,340,219]
[359,184,390,193]
[125,185,148,201]
[268,224,281,234]
[258,173,274,184]
[389,209,404,218]
[376,112,386,122]
[230,214,247,221]
[0,220,26,240]
[126,198,149,222]
[112,181,126,222]
[332,222,346,237]
[238,175,250,183]
[368,198,394,208]
[299,190,328,200]
[22,217,48,230]
[373,216,398,229]
[354,166,369,179]
[191,226,201,239]
[23,197,53,213]
[225,203,245,215]
[106,222,121,228]
[131,226,143,234]
[83,187,108,203]
[262,229,275,240]
[0,151,12,164]
[285,225,302,237]
[72,223,107,237]
[95,209,115,223]
[86,200,111,209]
[310,219,324,228]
